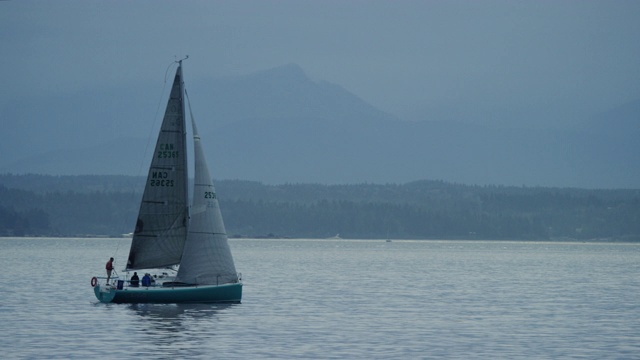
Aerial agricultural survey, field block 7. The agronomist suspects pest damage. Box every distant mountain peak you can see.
[246,63,310,84]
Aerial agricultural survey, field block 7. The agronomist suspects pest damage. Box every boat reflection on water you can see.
[127,302,236,320]
[125,303,239,336]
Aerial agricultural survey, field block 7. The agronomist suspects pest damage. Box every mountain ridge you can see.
[2,63,638,188]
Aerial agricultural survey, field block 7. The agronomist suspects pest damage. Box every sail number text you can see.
[150,171,174,187]
[158,143,179,159]
[204,191,217,199]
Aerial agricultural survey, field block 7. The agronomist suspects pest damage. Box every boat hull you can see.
[94,282,242,304]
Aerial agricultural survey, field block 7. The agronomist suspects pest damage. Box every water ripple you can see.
[1,238,639,359]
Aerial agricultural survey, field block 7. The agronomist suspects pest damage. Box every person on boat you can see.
[105,257,114,283]
[130,272,139,287]
[142,273,151,287]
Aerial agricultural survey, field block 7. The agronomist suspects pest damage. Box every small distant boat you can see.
[92,59,242,304]
[328,233,342,239]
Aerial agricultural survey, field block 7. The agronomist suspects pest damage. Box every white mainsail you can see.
[175,117,239,285]
[127,66,189,270]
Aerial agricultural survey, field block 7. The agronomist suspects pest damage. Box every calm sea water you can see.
[1,238,638,359]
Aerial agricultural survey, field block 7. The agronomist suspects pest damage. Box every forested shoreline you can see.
[1,174,639,241]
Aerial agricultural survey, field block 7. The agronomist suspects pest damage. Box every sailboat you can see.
[92,59,242,303]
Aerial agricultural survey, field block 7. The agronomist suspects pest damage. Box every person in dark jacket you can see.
[130,272,139,287]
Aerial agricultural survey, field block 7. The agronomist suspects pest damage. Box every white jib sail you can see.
[175,117,239,285]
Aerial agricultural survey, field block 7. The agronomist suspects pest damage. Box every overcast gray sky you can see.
[3,0,640,127]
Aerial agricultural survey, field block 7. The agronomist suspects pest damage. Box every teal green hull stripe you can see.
[94,283,242,304]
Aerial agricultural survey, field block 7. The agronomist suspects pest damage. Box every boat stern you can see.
[93,283,117,303]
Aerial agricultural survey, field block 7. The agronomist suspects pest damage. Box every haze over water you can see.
[2,238,639,359]
[2,2,640,188]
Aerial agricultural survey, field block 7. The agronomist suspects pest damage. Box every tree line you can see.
[1,174,638,241]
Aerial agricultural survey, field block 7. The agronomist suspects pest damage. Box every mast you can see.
[177,58,190,233]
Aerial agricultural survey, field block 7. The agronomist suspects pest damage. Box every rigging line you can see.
[184,87,196,126]
[184,86,196,218]
[142,60,178,176]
